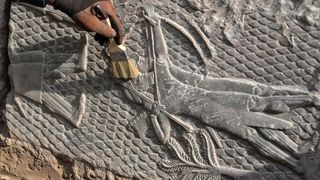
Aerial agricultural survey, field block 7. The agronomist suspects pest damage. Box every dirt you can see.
[0,134,132,180]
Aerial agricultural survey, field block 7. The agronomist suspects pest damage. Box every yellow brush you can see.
[94,5,140,79]
[108,40,140,79]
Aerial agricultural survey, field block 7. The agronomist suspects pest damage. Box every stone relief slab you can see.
[5,0,320,179]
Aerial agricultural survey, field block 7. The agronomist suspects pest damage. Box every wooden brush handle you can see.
[106,18,112,27]
[94,5,111,26]
[94,5,107,19]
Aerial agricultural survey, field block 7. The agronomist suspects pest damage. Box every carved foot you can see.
[248,133,299,169]
[142,7,161,27]
[249,96,290,113]
[253,84,309,96]
[311,92,320,107]
[72,93,87,127]
[253,84,320,108]
[249,94,313,113]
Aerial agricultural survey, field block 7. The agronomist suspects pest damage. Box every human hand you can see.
[49,0,124,45]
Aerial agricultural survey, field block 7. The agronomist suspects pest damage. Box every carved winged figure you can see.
[122,7,320,171]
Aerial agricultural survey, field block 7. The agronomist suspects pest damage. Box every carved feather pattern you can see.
[161,159,194,173]
[161,131,221,180]
[200,129,219,167]
[186,133,206,166]
[167,137,193,164]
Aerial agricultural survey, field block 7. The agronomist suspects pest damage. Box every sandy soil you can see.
[0,134,132,180]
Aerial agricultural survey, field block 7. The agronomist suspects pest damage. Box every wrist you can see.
[46,0,55,5]
[53,0,100,15]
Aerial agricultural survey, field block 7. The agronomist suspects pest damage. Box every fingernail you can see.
[110,29,117,37]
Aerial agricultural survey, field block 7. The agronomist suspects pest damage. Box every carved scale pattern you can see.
[6,85,167,179]
[156,0,320,150]
[151,1,319,179]
[214,13,320,85]
[6,4,168,179]
[155,0,320,86]
[5,1,320,180]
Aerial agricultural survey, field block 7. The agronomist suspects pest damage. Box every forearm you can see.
[14,0,55,7]
[12,0,124,42]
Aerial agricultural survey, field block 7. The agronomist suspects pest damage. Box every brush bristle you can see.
[112,59,140,79]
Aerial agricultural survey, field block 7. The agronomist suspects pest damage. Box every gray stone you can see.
[3,0,320,180]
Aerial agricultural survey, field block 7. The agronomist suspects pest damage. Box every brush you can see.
[94,5,140,79]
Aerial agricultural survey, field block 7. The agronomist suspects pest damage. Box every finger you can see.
[97,2,124,45]
[73,10,117,38]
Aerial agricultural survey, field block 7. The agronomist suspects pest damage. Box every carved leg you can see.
[143,4,307,172]
[179,93,254,139]
[249,95,313,113]
[179,92,299,169]
[247,130,299,169]
[258,128,299,155]
[254,84,310,96]
[254,84,320,109]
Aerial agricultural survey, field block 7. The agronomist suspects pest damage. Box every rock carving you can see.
[9,34,89,127]
[122,8,320,173]
[5,1,320,180]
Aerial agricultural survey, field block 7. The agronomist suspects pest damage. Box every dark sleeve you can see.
[15,0,46,7]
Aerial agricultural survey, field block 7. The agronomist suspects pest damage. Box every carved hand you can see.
[143,7,161,27]
[48,0,124,45]
[151,102,166,116]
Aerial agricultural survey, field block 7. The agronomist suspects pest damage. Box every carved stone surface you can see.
[4,0,320,179]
